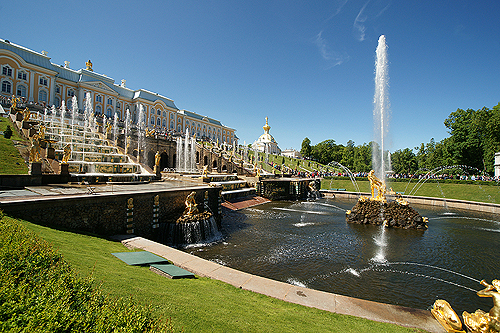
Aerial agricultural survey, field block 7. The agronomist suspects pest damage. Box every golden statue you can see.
[106,123,112,134]
[11,95,17,111]
[146,128,155,137]
[432,279,500,333]
[85,59,93,71]
[182,191,199,217]
[127,198,134,210]
[155,151,160,167]
[22,107,31,121]
[61,144,71,163]
[463,280,500,333]
[154,195,159,206]
[367,170,387,202]
[431,300,465,332]
[29,125,46,163]
[201,165,209,178]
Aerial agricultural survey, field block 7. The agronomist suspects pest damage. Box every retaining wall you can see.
[0,186,222,241]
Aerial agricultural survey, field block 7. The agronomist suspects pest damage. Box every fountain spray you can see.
[373,35,390,181]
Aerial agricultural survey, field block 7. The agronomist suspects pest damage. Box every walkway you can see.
[121,236,444,333]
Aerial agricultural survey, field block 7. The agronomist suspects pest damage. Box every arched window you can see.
[38,89,47,102]
[170,120,174,129]
[106,108,113,117]
[95,105,102,114]
[1,80,11,94]
[157,118,161,126]
[162,119,166,127]
[54,97,61,108]
[16,84,27,97]
[150,116,155,125]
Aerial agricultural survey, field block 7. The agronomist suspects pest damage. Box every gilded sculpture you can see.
[29,125,46,163]
[182,191,199,217]
[61,144,71,163]
[367,169,387,202]
[22,107,32,121]
[155,151,161,167]
[85,59,93,71]
[432,279,500,333]
[201,165,209,178]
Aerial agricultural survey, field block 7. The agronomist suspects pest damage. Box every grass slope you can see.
[322,179,500,203]
[20,219,425,333]
[0,117,28,174]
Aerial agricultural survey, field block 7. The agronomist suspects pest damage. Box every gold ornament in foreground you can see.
[432,279,500,333]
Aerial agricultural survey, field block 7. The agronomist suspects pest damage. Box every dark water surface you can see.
[185,198,499,313]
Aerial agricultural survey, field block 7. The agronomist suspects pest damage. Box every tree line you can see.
[300,102,500,175]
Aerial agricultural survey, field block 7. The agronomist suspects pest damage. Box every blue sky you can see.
[3,0,500,153]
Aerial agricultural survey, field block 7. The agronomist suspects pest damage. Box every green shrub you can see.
[3,125,12,139]
[0,215,177,332]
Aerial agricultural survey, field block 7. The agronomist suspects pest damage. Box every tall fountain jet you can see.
[373,35,390,181]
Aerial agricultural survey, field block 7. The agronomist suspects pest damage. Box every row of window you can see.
[2,65,28,80]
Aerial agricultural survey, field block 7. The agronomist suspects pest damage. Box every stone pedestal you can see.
[60,163,69,175]
[30,162,42,175]
[46,147,55,159]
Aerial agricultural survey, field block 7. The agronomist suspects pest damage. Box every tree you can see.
[340,140,355,169]
[300,137,312,159]
[444,107,490,171]
[352,143,372,172]
[391,148,418,174]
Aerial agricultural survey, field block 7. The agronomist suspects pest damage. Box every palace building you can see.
[0,38,236,145]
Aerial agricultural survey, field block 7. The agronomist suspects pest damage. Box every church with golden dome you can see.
[251,117,281,155]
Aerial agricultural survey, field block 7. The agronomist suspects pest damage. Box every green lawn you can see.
[322,179,500,204]
[20,218,426,333]
[0,117,28,174]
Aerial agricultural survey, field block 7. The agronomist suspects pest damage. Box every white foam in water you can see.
[273,207,328,215]
[371,253,388,264]
[293,222,315,227]
[287,278,307,288]
[211,258,227,266]
[346,268,360,277]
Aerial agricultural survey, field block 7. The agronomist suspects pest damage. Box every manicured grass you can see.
[322,179,500,204]
[0,117,29,174]
[0,215,175,332]
[20,218,426,333]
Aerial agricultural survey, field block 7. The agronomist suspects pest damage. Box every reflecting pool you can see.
[186,198,499,313]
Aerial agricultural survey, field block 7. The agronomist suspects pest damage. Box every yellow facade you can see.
[0,39,236,145]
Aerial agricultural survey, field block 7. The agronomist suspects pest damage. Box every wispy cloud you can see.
[313,31,350,68]
[353,0,370,41]
[353,0,391,42]
[325,0,350,22]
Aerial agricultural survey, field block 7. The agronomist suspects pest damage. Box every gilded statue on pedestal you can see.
[61,144,71,163]
[367,170,387,202]
[182,191,199,217]
[85,59,93,71]
[29,125,46,163]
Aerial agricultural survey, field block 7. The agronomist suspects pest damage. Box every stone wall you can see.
[0,186,222,241]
